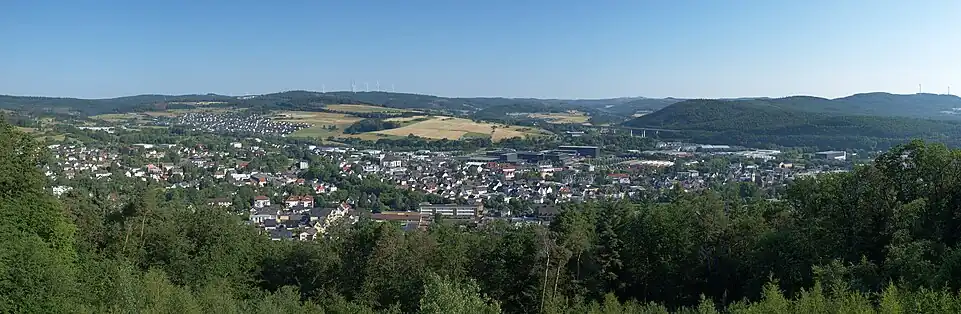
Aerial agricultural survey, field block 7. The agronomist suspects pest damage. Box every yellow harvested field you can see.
[529,112,590,124]
[374,116,545,141]
[326,104,410,113]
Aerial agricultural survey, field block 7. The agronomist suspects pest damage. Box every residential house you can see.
[254,196,271,208]
[250,208,278,224]
[608,173,631,184]
[285,195,314,209]
[381,155,402,168]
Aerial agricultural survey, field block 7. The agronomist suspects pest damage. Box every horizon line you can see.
[0,90,957,101]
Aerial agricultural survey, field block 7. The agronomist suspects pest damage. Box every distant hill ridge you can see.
[3,91,960,120]
[623,97,961,150]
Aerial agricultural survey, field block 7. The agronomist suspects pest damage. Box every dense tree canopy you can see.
[344,118,402,134]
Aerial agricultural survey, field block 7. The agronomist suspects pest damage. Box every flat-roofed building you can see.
[418,203,484,219]
[815,151,847,161]
[557,145,600,158]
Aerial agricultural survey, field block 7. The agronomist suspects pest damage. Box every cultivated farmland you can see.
[375,116,547,141]
[528,112,590,124]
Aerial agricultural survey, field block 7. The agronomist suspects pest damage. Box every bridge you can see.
[619,126,682,133]
[593,125,683,138]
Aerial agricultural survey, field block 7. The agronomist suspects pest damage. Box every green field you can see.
[326,104,412,114]
[528,111,591,124]
[276,111,363,139]
[16,126,65,141]
[461,132,493,139]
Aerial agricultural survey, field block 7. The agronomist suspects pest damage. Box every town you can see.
[43,113,856,241]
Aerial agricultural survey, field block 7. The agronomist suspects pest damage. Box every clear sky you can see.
[2,0,960,99]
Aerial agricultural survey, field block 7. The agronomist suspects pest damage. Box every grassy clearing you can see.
[374,116,547,141]
[43,134,66,141]
[128,126,169,131]
[15,127,64,141]
[385,115,431,126]
[166,101,229,106]
[528,112,590,124]
[461,132,492,139]
[142,111,180,117]
[274,111,363,139]
[326,104,411,114]
[91,113,136,121]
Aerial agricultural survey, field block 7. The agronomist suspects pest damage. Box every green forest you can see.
[625,99,961,150]
[344,118,402,134]
[11,117,961,313]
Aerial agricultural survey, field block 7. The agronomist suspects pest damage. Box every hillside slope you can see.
[0,94,236,115]
[832,92,961,117]
[624,99,961,150]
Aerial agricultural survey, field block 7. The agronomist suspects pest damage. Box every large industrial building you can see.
[815,151,847,161]
[418,203,484,219]
[557,145,600,158]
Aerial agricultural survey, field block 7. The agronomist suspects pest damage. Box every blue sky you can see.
[2,0,959,99]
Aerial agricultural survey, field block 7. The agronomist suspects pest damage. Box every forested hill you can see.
[0,91,654,116]
[738,93,961,118]
[834,92,961,117]
[6,90,961,120]
[624,99,961,150]
[0,94,237,115]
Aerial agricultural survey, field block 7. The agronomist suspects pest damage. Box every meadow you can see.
[326,104,411,114]
[528,111,590,124]
[274,111,363,139]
